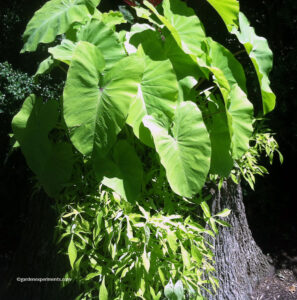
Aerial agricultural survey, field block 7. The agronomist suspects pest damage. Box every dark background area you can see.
[0,0,296,297]
[241,0,297,261]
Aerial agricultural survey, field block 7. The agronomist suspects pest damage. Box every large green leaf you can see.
[232,12,276,114]
[207,38,247,93]
[129,25,165,60]
[127,55,179,147]
[145,0,205,55]
[94,140,143,203]
[143,102,211,198]
[144,0,208,78]
[163,33,205,80]
[206,0,239,31]
[21,0,98,52]
[227,85,254,159]
[162,0,206,53]
[12,95,73,197]
[101,10,127,30]
[198,39,253,160]
[202,84,253,169]
[48,39,77,65]
[34,56,57,77]
[178,76,197,103]
[85,0,101,8]
[47,19,126,69]
[63,41,143,157]
[204,95,233,176]
[77,19,126,70]
[129,27,203,80]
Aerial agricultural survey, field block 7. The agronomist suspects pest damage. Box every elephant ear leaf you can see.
[77,19,126,70]
[145,0,206,55]
[85,0,101,8]
[200,39,253,161]
[144,0,208,78]
[21,0,98,52]
[227,84,254,159]
[12,95,73,197]
[63,41,143,157]
[49,39,77,65]
[143,102,211,198]
[94,140,143,203]
[127,55,179,147]
[162,0,206,50]
[206,0,239,31]
[202,84,253,175]
[232,12,276,115]
[204,95,234,177]
[34,56,57,77]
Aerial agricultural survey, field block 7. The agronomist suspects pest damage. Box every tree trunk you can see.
[204,180,275,300]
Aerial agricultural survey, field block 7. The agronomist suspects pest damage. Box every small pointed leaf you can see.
[68,238,77,269]
[180,243,191,268]
[142,248,150,273]
[215,208,231,217]
[99,277,108,300]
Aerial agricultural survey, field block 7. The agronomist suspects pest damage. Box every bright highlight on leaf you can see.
[206,0,239,31]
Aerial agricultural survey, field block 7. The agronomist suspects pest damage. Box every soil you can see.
[251,253,297,300]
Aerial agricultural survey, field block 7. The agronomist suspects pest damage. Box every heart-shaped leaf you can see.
[143,101,211,197]
[12,95,73,197]
[22,0,96,52]
[63,41,143,157]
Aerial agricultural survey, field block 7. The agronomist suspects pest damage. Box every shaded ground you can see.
[252,269,297,300]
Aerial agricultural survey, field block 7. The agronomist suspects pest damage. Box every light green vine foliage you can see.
[11,0,278,298]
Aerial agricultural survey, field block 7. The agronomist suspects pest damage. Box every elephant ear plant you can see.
[12,0,277,298]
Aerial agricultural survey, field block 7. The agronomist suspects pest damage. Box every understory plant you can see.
[11,0,279,298]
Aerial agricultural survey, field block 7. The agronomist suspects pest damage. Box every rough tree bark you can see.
[203,180,275,300]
